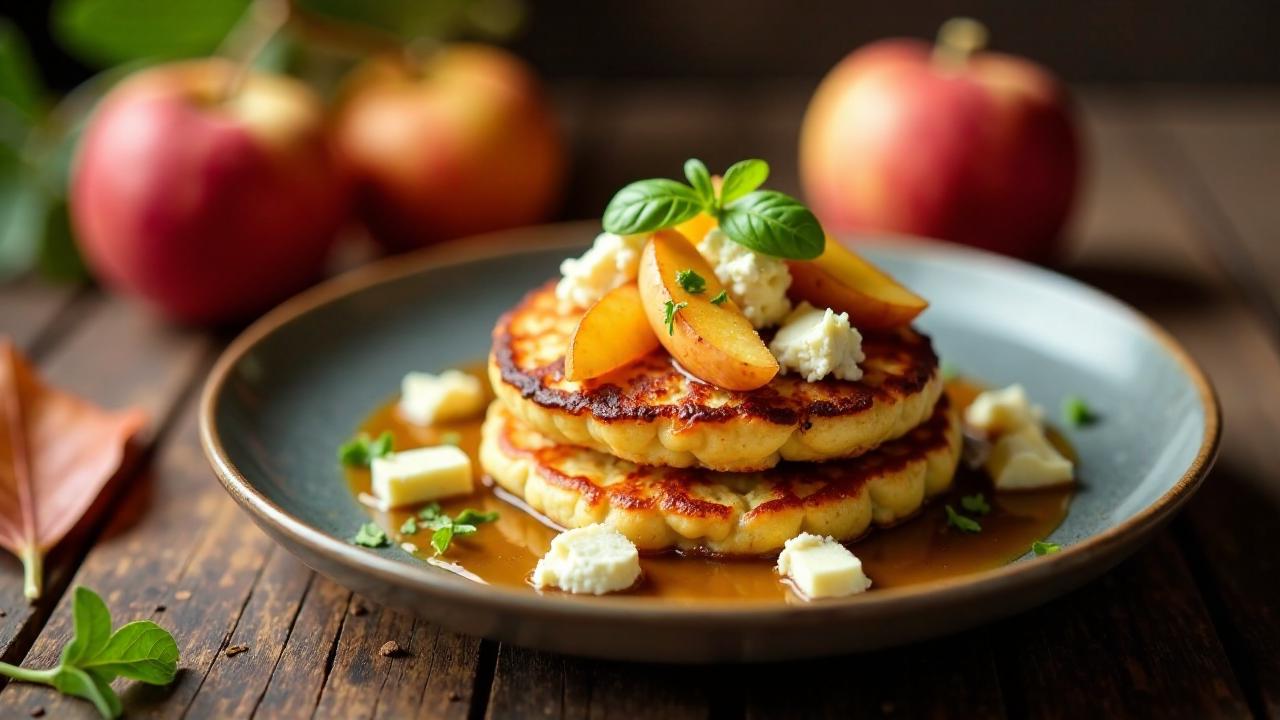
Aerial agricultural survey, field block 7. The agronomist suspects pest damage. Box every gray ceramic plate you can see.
[200,221,1219,663]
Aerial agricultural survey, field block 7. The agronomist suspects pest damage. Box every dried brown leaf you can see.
[0,338,146,600]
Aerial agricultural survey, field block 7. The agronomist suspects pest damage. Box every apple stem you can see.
[218,0,291,101]
[932,17,988,69]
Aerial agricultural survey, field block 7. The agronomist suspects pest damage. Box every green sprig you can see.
[338,431,394,467]
[601,159,824,260]
[945,505,982,534]
[0,587,178,718]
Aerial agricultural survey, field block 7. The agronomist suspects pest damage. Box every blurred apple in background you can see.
[800,18,1079,262]
[71,60,348,323]
[334,44,565,250]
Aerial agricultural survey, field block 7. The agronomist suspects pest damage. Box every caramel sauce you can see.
[345,372,1072,603]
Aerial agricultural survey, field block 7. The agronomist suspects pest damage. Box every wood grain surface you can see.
[0,85,1276,719]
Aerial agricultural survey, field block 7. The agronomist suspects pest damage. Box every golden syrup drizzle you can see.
[345,373,1072,603]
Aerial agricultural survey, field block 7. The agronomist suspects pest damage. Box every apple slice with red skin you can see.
[637,230,778,391]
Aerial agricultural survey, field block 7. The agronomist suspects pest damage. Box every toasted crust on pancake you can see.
[490,282,943,471]
[480,397,962,555]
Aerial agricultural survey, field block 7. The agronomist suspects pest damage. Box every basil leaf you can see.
[683,158,714,206]
[602,179,704,235]
[62,587,112,667]
[719,158,769,205]
[717,191,825,260]
[53,666,121,719]
[83,620,179,685]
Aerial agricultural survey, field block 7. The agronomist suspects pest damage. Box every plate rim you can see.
[199,220,1221,623]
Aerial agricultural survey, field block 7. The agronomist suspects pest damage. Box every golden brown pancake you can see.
[489,282,943,471]
[479,395,961,555]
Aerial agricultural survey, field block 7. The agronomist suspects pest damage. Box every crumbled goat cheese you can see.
[696,229,792,328]
[555,232,647,309]
[768,302,865,382]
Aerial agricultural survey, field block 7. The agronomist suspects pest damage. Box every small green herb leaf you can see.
[960,493,991,516]
[945,505,982,533]
[338,431,394,468]
[400,517,418,535]
[1032,540,1062,556]
[0,587,178,719]
[418,502,443,520]
[675,269,707,294]
[454,509,499,525]
[431,525,454,555]
[663,300,687,336]
[602,179,705,235]
[717,190,825,260]
[683,158,715,206]
[710,290,729,305]
[452,523,478,536]
[940,361,959,381]
[718,158,769,205]
[1062,395,1095,427]
[351,522,390,548]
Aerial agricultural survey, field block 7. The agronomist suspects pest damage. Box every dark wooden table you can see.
[1,84,1277,719]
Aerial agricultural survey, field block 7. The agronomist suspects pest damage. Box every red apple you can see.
[72,60,348,324]
[333,44,566,250]
[800,19,1079,262]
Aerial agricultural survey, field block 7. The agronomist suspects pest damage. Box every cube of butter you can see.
[776,533,871,599]
[371,446,473,510]
[986,425,1074,490]
[399,370,485,426]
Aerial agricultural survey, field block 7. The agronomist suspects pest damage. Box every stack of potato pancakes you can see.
[479,282,962,556]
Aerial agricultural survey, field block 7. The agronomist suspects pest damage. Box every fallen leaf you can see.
[0,338,146,601]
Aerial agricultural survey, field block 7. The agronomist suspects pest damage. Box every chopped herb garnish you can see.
[399,517,418,535]
[0,587,178,719]
[338,431,394,467]
[960,493,991,516]
[1061,395,1095,427]
[940,361,959,381]
[675,269,707,294]
[1032,541,1062,556]
[454,508,500,525]
[438,431,462,446]
[663,300,688,336]
[944,505,982,533]
[351,522,390,548]
[710,290,729,305]
[418,508,501,555]
[418,502,443,520]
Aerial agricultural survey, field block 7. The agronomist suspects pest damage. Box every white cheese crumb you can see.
[963,384,1043,437]
[555,232,647,309]
[532,524,641,595]
[768,302,865,382]
[776,533,871,599]
[399,370,485,426]
[696,228,792,328]
[986,425,1075,490]
[963,384,1074,490]
[371,445,473,510]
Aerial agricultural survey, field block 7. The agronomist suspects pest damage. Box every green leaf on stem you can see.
[717,190,825,260]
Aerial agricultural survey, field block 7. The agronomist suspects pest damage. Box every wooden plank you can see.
[0,293,211,674]
[486,646,713,720]
[997,535,1248,718]
[1117,90,1280,719]
[251,575,351,719]
[0,276,81,352]
[744,632,1004,719]
[1059,91,1279,718]
[310,595,484,720]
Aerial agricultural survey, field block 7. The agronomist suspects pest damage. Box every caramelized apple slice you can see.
[565,283,660,381]
[637,230,778,391]
[787,238,928,330]
[674,211,717,245]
